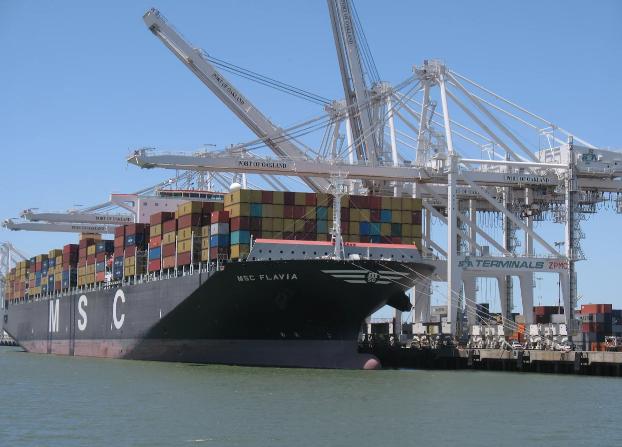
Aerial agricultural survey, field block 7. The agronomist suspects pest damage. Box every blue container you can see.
[391,223,401,236]
[316,220,328,234]
[42,259,49,269]
[250,203,263,217]
[96,262,105,273]
[149,246,161,261]
[48,258,56,268]
[42,284,48,295]
[210,234,230,247]
[41,268,48,277]
[370,235,382,243]
[62,270,70,281]
[369,222,381,236]
[380,209,392,223]
[231,230,250,245]
[316,206,328,220]
[62,279,70,289]
[113,269,123,281]
[359,221,370,236]
[114,256,124,267]
[96,240,114,254]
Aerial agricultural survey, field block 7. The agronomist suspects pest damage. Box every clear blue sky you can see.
[2,1,621,310]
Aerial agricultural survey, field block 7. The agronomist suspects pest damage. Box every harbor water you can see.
[0,346,619,447]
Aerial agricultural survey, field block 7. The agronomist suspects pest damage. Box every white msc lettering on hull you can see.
[49,299,59,333]
[77,295,88,331]
[113,290,125,330]
[236,273,298,282]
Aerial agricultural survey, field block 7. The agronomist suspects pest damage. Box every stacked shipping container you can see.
[580,304,613,351]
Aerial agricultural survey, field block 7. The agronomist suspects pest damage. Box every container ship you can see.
[3,188,433,369]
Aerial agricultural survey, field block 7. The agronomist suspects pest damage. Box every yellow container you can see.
[359,209,370,221]
[48,249,62,258]
[56,255,63,265]
[260,231,273,239]
[316,193,330,207]
[163,231,176,245]
[304,206,316,219]
[272,191,284,205]
[201,225,210,237]
[250,189,262,203]
[316,233,329,242]
[225,189,251,207]
[401,197,413,211]
[262,204,273,218]
[177,239,199,253]
[226,203,250,218]
[201,237,210,249]
[401,211,412,224]
[294,220,304,232]
[381,196,392,209]
[176,201,203,218]
[230,244,251,259]
[262,218,273,231]
[350,209,360,222]
[413,198,423,210]
[401,225,412,237]
[294,192,306,206]
[270,204,282,218]
[87,245,96,256]
[380,223,391,236]
[349,221,359,235]
[177,227,200,242]
[412,225,422,238]
[272,218,283,231]
[391,197,401,210]
[272,231,283,239]
[150,224,162,237]
[201,248,210,262]
[125,256,135,267]
[283,219,295,233]
[86,264,95,274]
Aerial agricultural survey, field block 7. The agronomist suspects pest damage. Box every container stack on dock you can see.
[580,304,613,351]
[533,306,563,324]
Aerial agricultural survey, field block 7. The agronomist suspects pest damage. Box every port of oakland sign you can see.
[458,257,569,272]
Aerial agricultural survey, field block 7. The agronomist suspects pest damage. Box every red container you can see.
[202,201,222,215]
[96,253,106,262]
[249,217,262,232]
[293,206,305,219]
[261,191,273,203]
[284,191,295,205]
[177,252,198,266]
[114,246,124,257]
[125,246,137,257]
[370,209,381,222]
[177,213,203,229]
[63,244,79,254]
[87,255,95,264]
[369,196,381,210]
[114,236,124,248]
[162,243,176,258]
[162,256,175,269]
[148,259,161,272]
[125,223,148,236]
[581,304,612,315]
[55,281,62,290]
[114,226,125,238]
[305,193,316,206]
[149,211,175,225]
[79,238,95,249]
[209,246,229,260]
[96,272,105,283]
[341,207,350,222]
[231,216,250,231]
[211,211,230,224]
[283,205,294,219]
[149,236,162,247]
[349,195,369,209]
[162,219,177,234]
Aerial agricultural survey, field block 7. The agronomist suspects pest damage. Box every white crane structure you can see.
[129,2,622,342]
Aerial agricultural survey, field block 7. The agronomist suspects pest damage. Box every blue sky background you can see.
[2,1,621,311]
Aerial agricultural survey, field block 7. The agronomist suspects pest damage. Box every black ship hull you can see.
[3,259,432,369]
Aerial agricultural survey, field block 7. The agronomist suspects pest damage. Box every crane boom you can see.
[327,0,378,164]
[3,220,116,234]
[21,210,133,225]
[142,8,329,192]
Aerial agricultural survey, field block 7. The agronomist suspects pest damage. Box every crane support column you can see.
[564,138,578,338]
[522,187,535,324]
